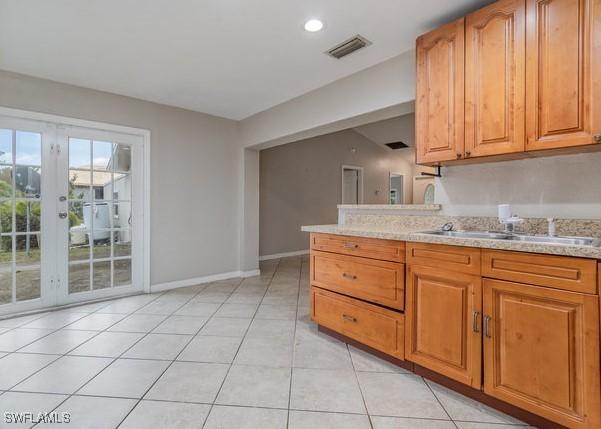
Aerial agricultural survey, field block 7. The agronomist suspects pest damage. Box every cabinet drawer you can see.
[482,250,597,294]
[311,251,404,310]
[311,233,405,262]
[311,287,404,359]
[406,242,481,275]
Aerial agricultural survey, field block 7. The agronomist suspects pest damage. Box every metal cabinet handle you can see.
[472,311,480,333]
[465,151,472,157]
[58,212,68,219]
[456,153,463,159]
[594,134,601,144]
[342,314,357,323]
[344,242,359,249]
[342,273,357,280]
[484,315,492,338]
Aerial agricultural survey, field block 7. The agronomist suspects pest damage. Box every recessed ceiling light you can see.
[304,19,324,32]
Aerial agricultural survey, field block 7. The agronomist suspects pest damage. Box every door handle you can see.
[484,315,492,338]
[58,196,67,202]
[58,212,68,219]
[472,311,480,333]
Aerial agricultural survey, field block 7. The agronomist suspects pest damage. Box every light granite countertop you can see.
[301,224,601,260]
[337,204,441,211]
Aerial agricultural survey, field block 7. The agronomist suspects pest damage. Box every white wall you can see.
[240,51,416,150]
[259,129,419,256]
[0,70,242,285]
[436,152,601,218]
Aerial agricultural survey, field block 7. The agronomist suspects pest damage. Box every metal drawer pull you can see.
[484,315,492,338]
[344,242,359,249]
[472,311,480,333]
[342,314,357,322]
[342,273,357,280]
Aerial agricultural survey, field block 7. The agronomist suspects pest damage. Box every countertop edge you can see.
[301,225,601,259]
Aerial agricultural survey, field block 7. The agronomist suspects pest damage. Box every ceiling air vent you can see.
[327,35,372,59]
[385,142,409,150]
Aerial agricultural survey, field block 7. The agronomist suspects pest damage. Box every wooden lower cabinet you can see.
[483,279,601,428]
[311,287,404,359]
[405,264,482,388]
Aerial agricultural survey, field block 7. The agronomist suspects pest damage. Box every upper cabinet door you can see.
[416,18,465,165]
[526,0,601,151]
[465,0,526,158]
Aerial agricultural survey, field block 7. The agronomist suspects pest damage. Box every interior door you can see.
[465,0,526,158]
[483,278,601,428]
[56,126,144,305]
[405,265,482,388]
[0,117,56,315]
[525,0,601,151]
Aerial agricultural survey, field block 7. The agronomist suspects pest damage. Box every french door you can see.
[0,113,146,316]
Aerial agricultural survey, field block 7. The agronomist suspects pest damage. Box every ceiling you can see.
[0,0,491,120]
[354,114,415,148]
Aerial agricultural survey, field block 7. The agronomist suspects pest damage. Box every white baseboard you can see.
[151,269,261,293]
[259,249,309,261]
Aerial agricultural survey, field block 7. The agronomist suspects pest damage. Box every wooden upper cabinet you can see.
[416,18,465,164]
[483,279,601,428]
[465,0,526,158]
[405,265,482,388]
[525,0,601,151]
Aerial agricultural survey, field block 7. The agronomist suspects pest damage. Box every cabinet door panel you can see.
[483,279,600,428]
[526,0,601,150]
[405,265,482,388]
[416,18,465,164]
[465,0,526,157]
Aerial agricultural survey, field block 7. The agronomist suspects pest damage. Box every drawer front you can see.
[311,287,404,359]
[482,250,598,294]
[311,233,405,262]
[406,242,481,275]
[311,251,404,310]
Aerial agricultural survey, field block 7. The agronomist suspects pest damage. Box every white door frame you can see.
[341,165,364,204]
[0,106,151,314]
[389,172,404,204]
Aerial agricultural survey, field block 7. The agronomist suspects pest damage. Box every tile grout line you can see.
[201,260,279,429]
[1,293,170,396]
[111,282,237,428]
[285,256,303,429]
[24,287,205,428]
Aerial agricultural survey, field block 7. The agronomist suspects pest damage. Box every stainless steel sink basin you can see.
[507,235,601,246]
[420,230,512,240]
[419,230,601,247]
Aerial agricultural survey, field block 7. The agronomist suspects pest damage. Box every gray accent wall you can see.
[259,129,419,257]
[0,70,241,285]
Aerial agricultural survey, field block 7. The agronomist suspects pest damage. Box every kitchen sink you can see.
[419,230,601,247]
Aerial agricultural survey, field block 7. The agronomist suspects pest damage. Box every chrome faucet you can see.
[441,222,454,232]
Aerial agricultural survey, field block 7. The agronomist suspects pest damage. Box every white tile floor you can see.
[0,256,531,428]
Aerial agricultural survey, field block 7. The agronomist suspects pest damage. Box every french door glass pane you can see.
[0,129,12,164]
[0,128,43,306]
[69,263,90,294]
[114,259,131,287]
[0,236,12,304]
[16,265,40,301]
[93,261,111,290]
[16,131,41,166]
[67,138,134,293]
